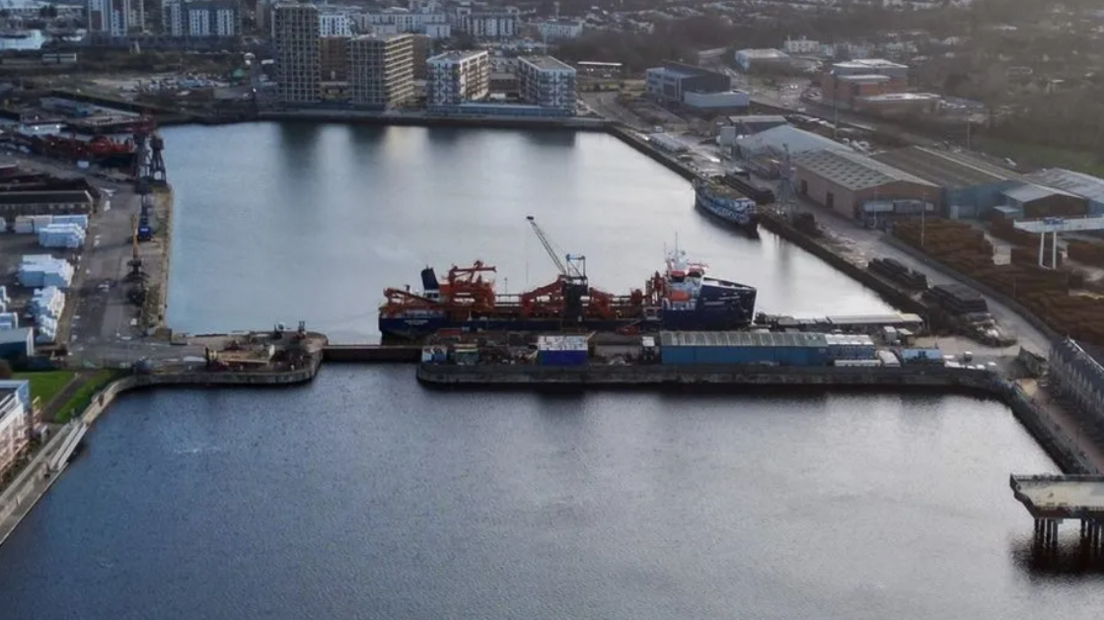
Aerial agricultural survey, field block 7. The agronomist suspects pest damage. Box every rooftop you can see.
[795,149,939,192]
[1011,474,1104,517]
[427,50,487,63]
[660,331,829,348]
[833,58,908,70]
[1024,168,1104,204]
[520,56,574,72]
[835,74,892,82]
[736,124,849,156]
[729,114,788,125]
[0,190,93,205]
[0,327,31,345]
[1002,182,1081,204]
[858,93,942,102]
[870,146,1022,190]
[736,48,790,59]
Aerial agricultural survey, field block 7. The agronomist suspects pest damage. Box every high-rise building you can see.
[347,33,414,109]
[273,2,321,105]
[517,56,576,114]
[0,380,30,481]
[88,0,131,38]
[410,34,431,80]
[320,36,349,82]
[426,50,489,108]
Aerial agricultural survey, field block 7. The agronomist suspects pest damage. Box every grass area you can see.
[11,370,75,409]
[974,136,1104,177]
[55,371,119,423]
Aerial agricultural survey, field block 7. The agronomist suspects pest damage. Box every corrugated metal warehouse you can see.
[735,125,848,159]
[793,149,940,221]
[1000,183,1088,219]
[659,331,830,366]
[870,146,1023,219]
[1024,168,1104,216]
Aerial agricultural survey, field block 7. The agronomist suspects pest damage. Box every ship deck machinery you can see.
[378,217,757,342]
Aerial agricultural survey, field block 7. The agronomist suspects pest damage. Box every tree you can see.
[0,360,12,380]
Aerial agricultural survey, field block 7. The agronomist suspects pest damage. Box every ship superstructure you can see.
[693,177,759,232]
[378,217,757,341]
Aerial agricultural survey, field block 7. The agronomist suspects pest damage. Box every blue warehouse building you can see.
[659,331,831,366]
[871,146,1024,219]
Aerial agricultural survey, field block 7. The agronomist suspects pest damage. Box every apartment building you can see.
[426,50,489,108]
[163,0,242,37]
[347,34,415,109]
[320,36,349,82]
[319,11,351,37]
[0,380,30,480]
[352,9,451,39]
[88,0,131,38]
[517,56,576,114]
[274,2,322,105]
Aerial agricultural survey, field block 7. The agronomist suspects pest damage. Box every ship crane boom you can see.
[526,215,586,283]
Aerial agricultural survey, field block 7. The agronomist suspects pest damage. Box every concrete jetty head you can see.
[1010,474,1104,519]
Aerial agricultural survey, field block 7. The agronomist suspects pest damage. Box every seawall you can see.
[417,362,1096,476]
[606,125,697,181]
[322,345,421,363]
[258,110,610,131]
[0,355,322,548]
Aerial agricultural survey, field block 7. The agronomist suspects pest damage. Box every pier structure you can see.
[1010,475,1104,554]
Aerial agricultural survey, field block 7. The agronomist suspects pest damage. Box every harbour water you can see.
[1,123,1101,617]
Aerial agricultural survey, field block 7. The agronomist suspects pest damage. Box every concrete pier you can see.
[1011,475,1104,555]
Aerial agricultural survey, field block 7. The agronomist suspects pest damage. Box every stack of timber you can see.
[867,257,928,290]
[1067,240,1104,268]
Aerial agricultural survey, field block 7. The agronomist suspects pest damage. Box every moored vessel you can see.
[693,177,760,234]
[379,234,757,342]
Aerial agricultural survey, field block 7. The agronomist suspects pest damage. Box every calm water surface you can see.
[0,123,1100,618]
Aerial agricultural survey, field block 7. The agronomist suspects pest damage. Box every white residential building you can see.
[536,19,583,41]
[459,13,517,39]
[319,11,351,37]
[88,0,131,38]
[517,55,576,114]
[274,2,321,105]
[426,49,489,107]
[163,1,241,37]
[353,9,451,39]
[783,36,820,55]
[0,381,30,481]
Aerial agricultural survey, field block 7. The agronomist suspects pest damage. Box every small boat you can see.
[693,177,760,235]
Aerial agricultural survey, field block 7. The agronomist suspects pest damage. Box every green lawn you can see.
[55,371,118,423]
[11,370,76,409]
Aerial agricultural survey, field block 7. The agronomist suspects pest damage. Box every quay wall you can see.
[258,109,610,131]
[417,362,1096,475]
[322,345,421,363]
[606,125,696,181]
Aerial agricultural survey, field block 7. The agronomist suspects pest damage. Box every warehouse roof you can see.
[1024,168,1104,204]
[794,149,939,192]
[871,146,1022,190]
[0,327,31,345]
[1002,182,1081,204]
[660,331,829,348]
[0,190,93,205]
[735,125,848,156]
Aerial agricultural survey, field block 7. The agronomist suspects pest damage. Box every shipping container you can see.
[900,348,943,363]
[659,331,831,366]
[537,334,591,352]
[833,359,882,367]
[537,349,588,366]
[876,350,901,367]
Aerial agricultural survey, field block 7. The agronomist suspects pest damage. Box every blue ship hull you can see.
[694,180,759,232]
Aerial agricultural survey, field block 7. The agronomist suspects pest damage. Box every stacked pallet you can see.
[987,216,1057,250]
[1010,246,1064,269]
[1067,240,1104,268]
[894,219,993,262]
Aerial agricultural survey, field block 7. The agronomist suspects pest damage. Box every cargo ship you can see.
[379,249,757,342]
[693,177,760,234]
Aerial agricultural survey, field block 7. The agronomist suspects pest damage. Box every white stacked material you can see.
[35,316,57,343]
[18,255,74,289]
[30,286,65,322]
[38,223,86,249]
[52,214,89,230]
[13,215,35,234]
[31,215,53,232]
[0,312,17,330]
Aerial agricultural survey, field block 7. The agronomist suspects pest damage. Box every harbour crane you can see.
[524,216,615,321]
